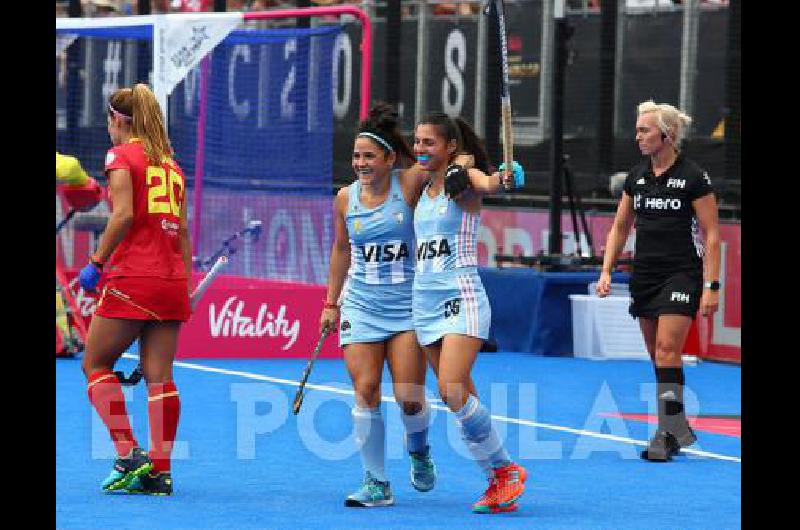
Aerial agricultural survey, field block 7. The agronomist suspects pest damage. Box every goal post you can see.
[56,8,373,286]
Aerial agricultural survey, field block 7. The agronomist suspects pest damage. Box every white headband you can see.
[108,104,132,121]
[358,132,394,153]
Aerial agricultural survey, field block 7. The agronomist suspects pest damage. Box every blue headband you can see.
[358,132,394,153]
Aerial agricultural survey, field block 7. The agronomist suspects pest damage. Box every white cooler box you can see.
[570,285,649,360]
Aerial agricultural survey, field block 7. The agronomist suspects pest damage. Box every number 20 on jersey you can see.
[146,165,184,216]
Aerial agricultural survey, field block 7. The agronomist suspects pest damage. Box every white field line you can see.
[121,353,741,463]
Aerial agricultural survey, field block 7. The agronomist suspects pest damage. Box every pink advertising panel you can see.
[58,269,342,359]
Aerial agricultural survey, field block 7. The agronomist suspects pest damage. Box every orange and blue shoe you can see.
[101,447,153,492]
[471,463,528,514]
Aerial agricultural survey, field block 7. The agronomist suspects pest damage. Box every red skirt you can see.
[95,276,191,322]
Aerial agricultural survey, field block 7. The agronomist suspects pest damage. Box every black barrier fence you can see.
[329,0,739,210]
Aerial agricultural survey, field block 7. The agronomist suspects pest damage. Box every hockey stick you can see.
[189,254,229,311]
[115,219,259,385]
[114,255,229,386]
[484,0,521,190]
[292,325,332,415]
[56,208,78,234]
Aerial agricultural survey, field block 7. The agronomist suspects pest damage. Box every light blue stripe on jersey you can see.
[339,170,416,346]
[412,269,491,346]
[413,183,489,345]
[346,170,416,286]
[413,183,479,275]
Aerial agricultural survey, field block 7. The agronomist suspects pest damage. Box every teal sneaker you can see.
[344,472,394,507]
[409,445,437,492]
[101,447,153,492]
[126,472,173,496]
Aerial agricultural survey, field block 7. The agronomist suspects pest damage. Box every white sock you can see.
[400,401,431,454]
[352,405,386,482]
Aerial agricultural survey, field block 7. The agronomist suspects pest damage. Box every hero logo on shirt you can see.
[644,197,682,210]
[703,172,711,185]
[105,151,116,166]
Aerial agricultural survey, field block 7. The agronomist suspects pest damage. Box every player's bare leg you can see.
[126,321,182,495]
[83,316,152,491]
[427,335,527,513]
[343,342,394,507]
[387,331,436,492]
[642,315,697,461]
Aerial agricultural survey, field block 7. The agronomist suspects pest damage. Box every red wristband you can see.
[323,301,339,310]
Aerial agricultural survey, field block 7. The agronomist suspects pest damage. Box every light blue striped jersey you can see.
[413,182,480,275]
[345,170,416,286]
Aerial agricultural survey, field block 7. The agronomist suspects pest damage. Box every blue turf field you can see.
[56,351,741,529]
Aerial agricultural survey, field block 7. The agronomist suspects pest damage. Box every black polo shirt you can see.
[623,154,714,272]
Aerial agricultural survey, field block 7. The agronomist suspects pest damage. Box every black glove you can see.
[444,164,470,199]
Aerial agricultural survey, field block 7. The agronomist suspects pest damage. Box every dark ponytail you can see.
[358,101,415,164]
[454,117,491,174]
[418,112,491,173]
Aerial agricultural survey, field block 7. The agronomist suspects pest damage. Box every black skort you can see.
[628,268,702,319]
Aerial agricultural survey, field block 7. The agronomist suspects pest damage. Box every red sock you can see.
[148,381,181,474]
[87,370,138,457]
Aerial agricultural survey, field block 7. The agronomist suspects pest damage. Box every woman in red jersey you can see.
[79,83,191,496]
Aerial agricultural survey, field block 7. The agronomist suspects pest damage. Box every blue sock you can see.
[400,401,430,454]
[352,406,386,482]
[455,395,511,475]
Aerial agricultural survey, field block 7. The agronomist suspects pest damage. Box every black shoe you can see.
[126,472,173,496]
[672,424,697,450]
[641,431,678,462]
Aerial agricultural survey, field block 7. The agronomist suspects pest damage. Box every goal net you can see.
[56,12,360,285]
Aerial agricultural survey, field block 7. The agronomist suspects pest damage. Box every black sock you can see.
[654,366,688,433]
[655,366,684,386]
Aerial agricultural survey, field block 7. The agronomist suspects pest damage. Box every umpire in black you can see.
[596,100,721,462]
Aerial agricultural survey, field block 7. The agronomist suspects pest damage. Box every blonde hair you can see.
[108,83,173,164]
[637,100,693,148]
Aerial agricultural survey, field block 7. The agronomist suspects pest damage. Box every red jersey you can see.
[103,139,188,280]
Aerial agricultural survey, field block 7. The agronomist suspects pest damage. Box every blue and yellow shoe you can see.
[126,472,173,496]
[101,447,153,492]
[344,472,394,507]
[409,445,437,492]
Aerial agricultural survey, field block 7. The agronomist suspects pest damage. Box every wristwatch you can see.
[703,280,720,291]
